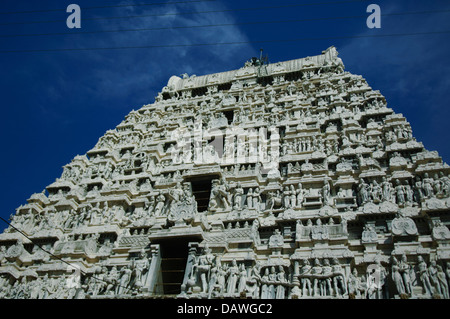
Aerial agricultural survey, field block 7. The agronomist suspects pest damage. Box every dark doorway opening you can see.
[189,176,219,212]
[156,237,199,295]
[223,110,234,125]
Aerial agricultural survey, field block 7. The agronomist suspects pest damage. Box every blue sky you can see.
[0,0,449,231]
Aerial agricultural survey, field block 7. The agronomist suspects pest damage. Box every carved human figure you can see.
[433,173,442,196]
[253,187,261,211]
[247,263,262,299]
[299,259,312,297]
[209,178,231,211]
[290,185,297,208]
[321,258,333,296]
[414,176,424,203]
[358,178,370,205]
[437,264,449,299]
[103,267,119,296]
[226,259,239,294]
[154,193,166,216]
[381,177,393,202]
[417,256,433,296]
[439,172,450,197]
[167,182,183,212]
[366,259,387,299]
[276,266,287,299]
[311,259,323,297]
[194,246,215,294]
[237,263,247,294]
[215,260,227,295]
[268,266,277,299]
[181,182,195,205]
[403,180,414,204]
[261,268,270,299]
[331,258,347,297]
[296,183,304,207]
[428,260,441,295]
[246,188,253,209]
[282,186,291,208]
[348,268,363,298]
[422,173,435,198]
[446,262,450,287]
[322,181,331,205]
[395,179,405,205]
[399,254,413,295]
[266,190,282,211]
[391,256,406,295]
[370,180,382,203]
[233,183,244,210]
[133,249,151,289]
[118,265,132,294]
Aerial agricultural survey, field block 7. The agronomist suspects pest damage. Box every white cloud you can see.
[58,0,256,105]
[336,2,450,162]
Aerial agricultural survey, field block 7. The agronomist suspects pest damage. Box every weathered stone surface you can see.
[1,47,450,299]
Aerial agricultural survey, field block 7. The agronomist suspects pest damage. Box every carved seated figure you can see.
[209,178,231,211]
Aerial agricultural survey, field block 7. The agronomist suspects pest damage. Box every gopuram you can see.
[1,47,450,299]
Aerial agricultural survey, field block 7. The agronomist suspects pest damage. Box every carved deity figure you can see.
[117,265,132,295]
[246,263,262,299]
[276,266,287,299]
[133,249,151,289]
[358,178,370,205]
[233,182,244,211]
[366,259,387,299]
[331,258,347,297]
[209,178,231,211]
[266,190,282,211]
[399,254,413,296]
[395,179,405,205]
[348,268,363,298]
[417,256,433,296]
[261,268,270,299]
[436,265,449,299]
[226,259,239,295]
[381,177,393,202]
[192,246,215,294]
[237,264,248,294]
[296,183,304,207]
[422,173,435,199]
[252,187,262,211]
[391,256,406,295]
[299,259,313,297]
[322,181,331,205]
[282,186,292,208]
[154,193,166,216]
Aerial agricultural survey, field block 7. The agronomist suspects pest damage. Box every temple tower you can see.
[1,47,450,299]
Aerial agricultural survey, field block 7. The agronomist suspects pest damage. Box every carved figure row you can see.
[184,247,450,299]
[0,249,152,299]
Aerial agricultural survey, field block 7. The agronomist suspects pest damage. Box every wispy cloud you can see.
[55,0,255,106]
[335,1,450,161]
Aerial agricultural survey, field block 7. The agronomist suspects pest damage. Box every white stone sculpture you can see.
[1,47,449,300]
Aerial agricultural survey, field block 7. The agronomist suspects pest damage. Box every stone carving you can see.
[1,47,450,300]
[167,182,197,225]
[391,213,418,237]
[432,220,450,241]
[268,229,284,249]
[361,224,378,243]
